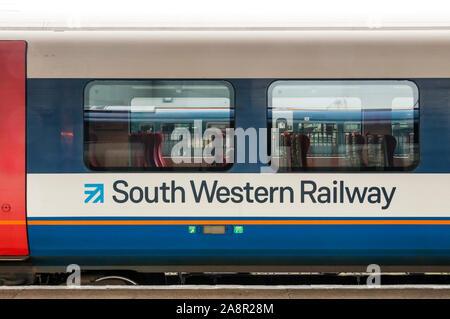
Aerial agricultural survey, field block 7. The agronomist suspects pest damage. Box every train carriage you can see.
[0,29,449,282]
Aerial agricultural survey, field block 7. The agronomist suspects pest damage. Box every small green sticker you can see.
[188,226,197,234]
[233,226,244,234]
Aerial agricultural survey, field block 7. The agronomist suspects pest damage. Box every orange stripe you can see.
[26,220,450,226]
[0,220,26,225]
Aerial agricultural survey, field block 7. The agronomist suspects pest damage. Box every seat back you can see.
[88,132,101,167]
[153,132,167,168]
[143,132,156,167]
[384,135,397,167]
[297,134,310,167]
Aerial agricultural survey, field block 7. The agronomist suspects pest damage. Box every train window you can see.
[268,80,419,171]
[84,80,234,171]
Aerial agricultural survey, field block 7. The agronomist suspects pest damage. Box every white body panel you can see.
[0,30,450,78]
[27,173,449,218]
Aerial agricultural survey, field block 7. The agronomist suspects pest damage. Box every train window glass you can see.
[269,80,419,171]
[84,80,234,171]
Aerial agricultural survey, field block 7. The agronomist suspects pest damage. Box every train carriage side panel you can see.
[0,30,447,268]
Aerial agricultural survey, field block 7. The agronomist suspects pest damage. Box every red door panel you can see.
[0,41,28,257]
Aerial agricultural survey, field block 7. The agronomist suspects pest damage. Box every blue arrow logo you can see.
[84,184,104,203]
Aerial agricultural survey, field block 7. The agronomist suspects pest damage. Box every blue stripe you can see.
[28,224,450,265]
[27,78,450,173]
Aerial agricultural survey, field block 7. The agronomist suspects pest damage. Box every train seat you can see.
[153,132,167,168]
[88,132,101,167]
[143,132,156,167]
[298,134,310,168]
[384,135,397,167]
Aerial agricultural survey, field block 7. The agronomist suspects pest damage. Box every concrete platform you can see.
[1,285,450,299]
